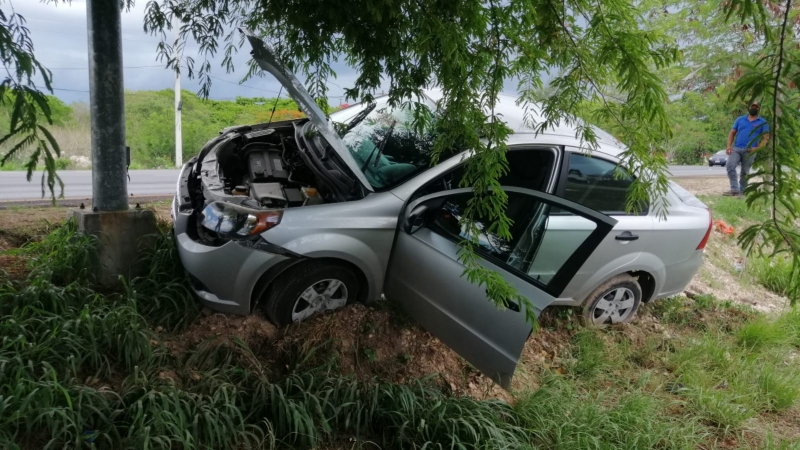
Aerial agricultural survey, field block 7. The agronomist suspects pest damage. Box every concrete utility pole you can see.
[173,20,183,168]
[86,0,128,211]
[73,0,157,287]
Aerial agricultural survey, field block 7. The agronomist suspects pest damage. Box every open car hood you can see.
[244,33,374,192]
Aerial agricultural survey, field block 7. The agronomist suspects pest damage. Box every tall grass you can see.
[667,332,800,430]
[4,220,800,448]
[127,231,200,331]
[1,221,539,449]
[749,255,794,297]
[515,377,707,449]
[12,219,96,285]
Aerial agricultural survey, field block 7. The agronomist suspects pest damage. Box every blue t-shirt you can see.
[732,115,769,148]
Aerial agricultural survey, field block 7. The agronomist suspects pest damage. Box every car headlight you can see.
[200,201,282,239]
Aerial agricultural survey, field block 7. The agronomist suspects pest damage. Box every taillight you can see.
[696,209,712,250]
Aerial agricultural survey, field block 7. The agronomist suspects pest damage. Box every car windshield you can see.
[715,150,727,156]
[339,103,437,190]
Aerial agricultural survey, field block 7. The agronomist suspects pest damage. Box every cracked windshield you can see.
[340,103,436,189]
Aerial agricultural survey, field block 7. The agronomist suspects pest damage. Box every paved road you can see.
[0,165,725,201]
[0,169,181,201]
[667,165,728,178]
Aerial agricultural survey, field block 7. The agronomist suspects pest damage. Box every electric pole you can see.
[87,0,127,210]
[76,0,158,287]
[174,20,183,168]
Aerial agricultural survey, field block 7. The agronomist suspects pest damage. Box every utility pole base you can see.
[71,208,159,287]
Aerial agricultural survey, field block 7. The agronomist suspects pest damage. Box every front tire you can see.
[264,261,360,326]
[582,274,642,325]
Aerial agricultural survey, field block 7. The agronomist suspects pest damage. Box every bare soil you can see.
[673,176,729,196]
[674,179,791,314]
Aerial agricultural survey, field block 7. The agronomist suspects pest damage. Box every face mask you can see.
[749,108,760,116]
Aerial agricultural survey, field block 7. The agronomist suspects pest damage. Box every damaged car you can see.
[172,34,712,388]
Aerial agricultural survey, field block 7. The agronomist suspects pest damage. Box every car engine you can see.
[197,122,327,211]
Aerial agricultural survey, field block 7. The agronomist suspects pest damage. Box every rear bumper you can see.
[173,198,289,315]
[654,250,704,299]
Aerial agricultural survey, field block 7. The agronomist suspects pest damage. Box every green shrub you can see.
[749,255,794,297]
[13,219,96,285]
[737,317,792,349]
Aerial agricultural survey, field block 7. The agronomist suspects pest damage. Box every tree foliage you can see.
[728,0,800,304]
[140,0,677,321]
[0,1,63,198]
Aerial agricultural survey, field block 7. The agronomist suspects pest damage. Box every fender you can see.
[266,231,392,302]
[559,252,665,305]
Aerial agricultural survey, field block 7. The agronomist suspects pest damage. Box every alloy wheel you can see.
[291,278,349,322]
[591,287,636,325]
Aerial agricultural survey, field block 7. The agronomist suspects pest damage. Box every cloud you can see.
[19,1,524,106]
[19,0,358,104]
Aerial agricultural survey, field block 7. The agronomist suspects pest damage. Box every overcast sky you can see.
[22,1,529,107]
[20,0,387,106]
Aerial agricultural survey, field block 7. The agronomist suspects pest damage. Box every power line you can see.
[30,28,158,44]
[53,87,90,93]
[22,15,85,26]
[47,65,165,70]
[205,74,281,94]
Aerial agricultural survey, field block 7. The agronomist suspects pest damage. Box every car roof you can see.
[422,89,626,156]
[331,90,627,158]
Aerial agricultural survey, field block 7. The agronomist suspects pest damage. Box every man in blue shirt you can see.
[724,101,770,196]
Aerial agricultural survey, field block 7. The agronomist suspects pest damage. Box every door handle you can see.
[486,289,521,312]
[615,231,639,241]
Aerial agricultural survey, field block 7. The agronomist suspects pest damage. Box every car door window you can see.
[428,191,598,294]
[385,186,616,388]
[412,148,556,200]
[561,153,646,214]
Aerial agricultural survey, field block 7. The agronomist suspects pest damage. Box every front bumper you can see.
[173,198,290,316]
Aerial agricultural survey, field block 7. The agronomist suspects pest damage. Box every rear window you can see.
[561,153,645,214]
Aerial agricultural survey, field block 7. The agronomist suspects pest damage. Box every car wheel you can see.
[708,162,714,167]
[265,261,360,326]
[582,274,642,325]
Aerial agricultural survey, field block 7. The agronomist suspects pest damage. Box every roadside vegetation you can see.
[0,193,799,449]
[699,194,796,301]
[0,93,306,171]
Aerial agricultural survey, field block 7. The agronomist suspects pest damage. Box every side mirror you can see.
[403,204,429,234]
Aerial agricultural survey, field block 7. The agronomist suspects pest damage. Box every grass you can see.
[749,255,795,297]
[699,193,798,300]
[1,221,800,448]
[515,378,707,449]
[0,221,535,449]
[698,195,770,226]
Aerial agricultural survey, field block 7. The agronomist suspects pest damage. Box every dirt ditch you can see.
[1,177,790,402]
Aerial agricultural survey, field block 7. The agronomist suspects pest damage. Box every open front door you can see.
[383,187,617,389]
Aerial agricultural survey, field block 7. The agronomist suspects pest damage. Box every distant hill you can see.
[0,90,306,170]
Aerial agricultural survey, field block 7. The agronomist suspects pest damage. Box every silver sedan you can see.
[172,35,711,388]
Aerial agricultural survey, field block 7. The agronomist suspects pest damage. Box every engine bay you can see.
[196,122,329,211]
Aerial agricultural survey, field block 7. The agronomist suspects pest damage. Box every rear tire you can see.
[582,274,642,326]
[264,261,360,327]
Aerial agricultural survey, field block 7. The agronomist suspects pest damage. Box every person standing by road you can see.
[724,102,770,196]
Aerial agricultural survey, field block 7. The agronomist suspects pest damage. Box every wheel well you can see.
[630,270,656,302]
[249,257,370,312]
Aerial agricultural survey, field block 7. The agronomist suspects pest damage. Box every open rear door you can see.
[384,187,616,388]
